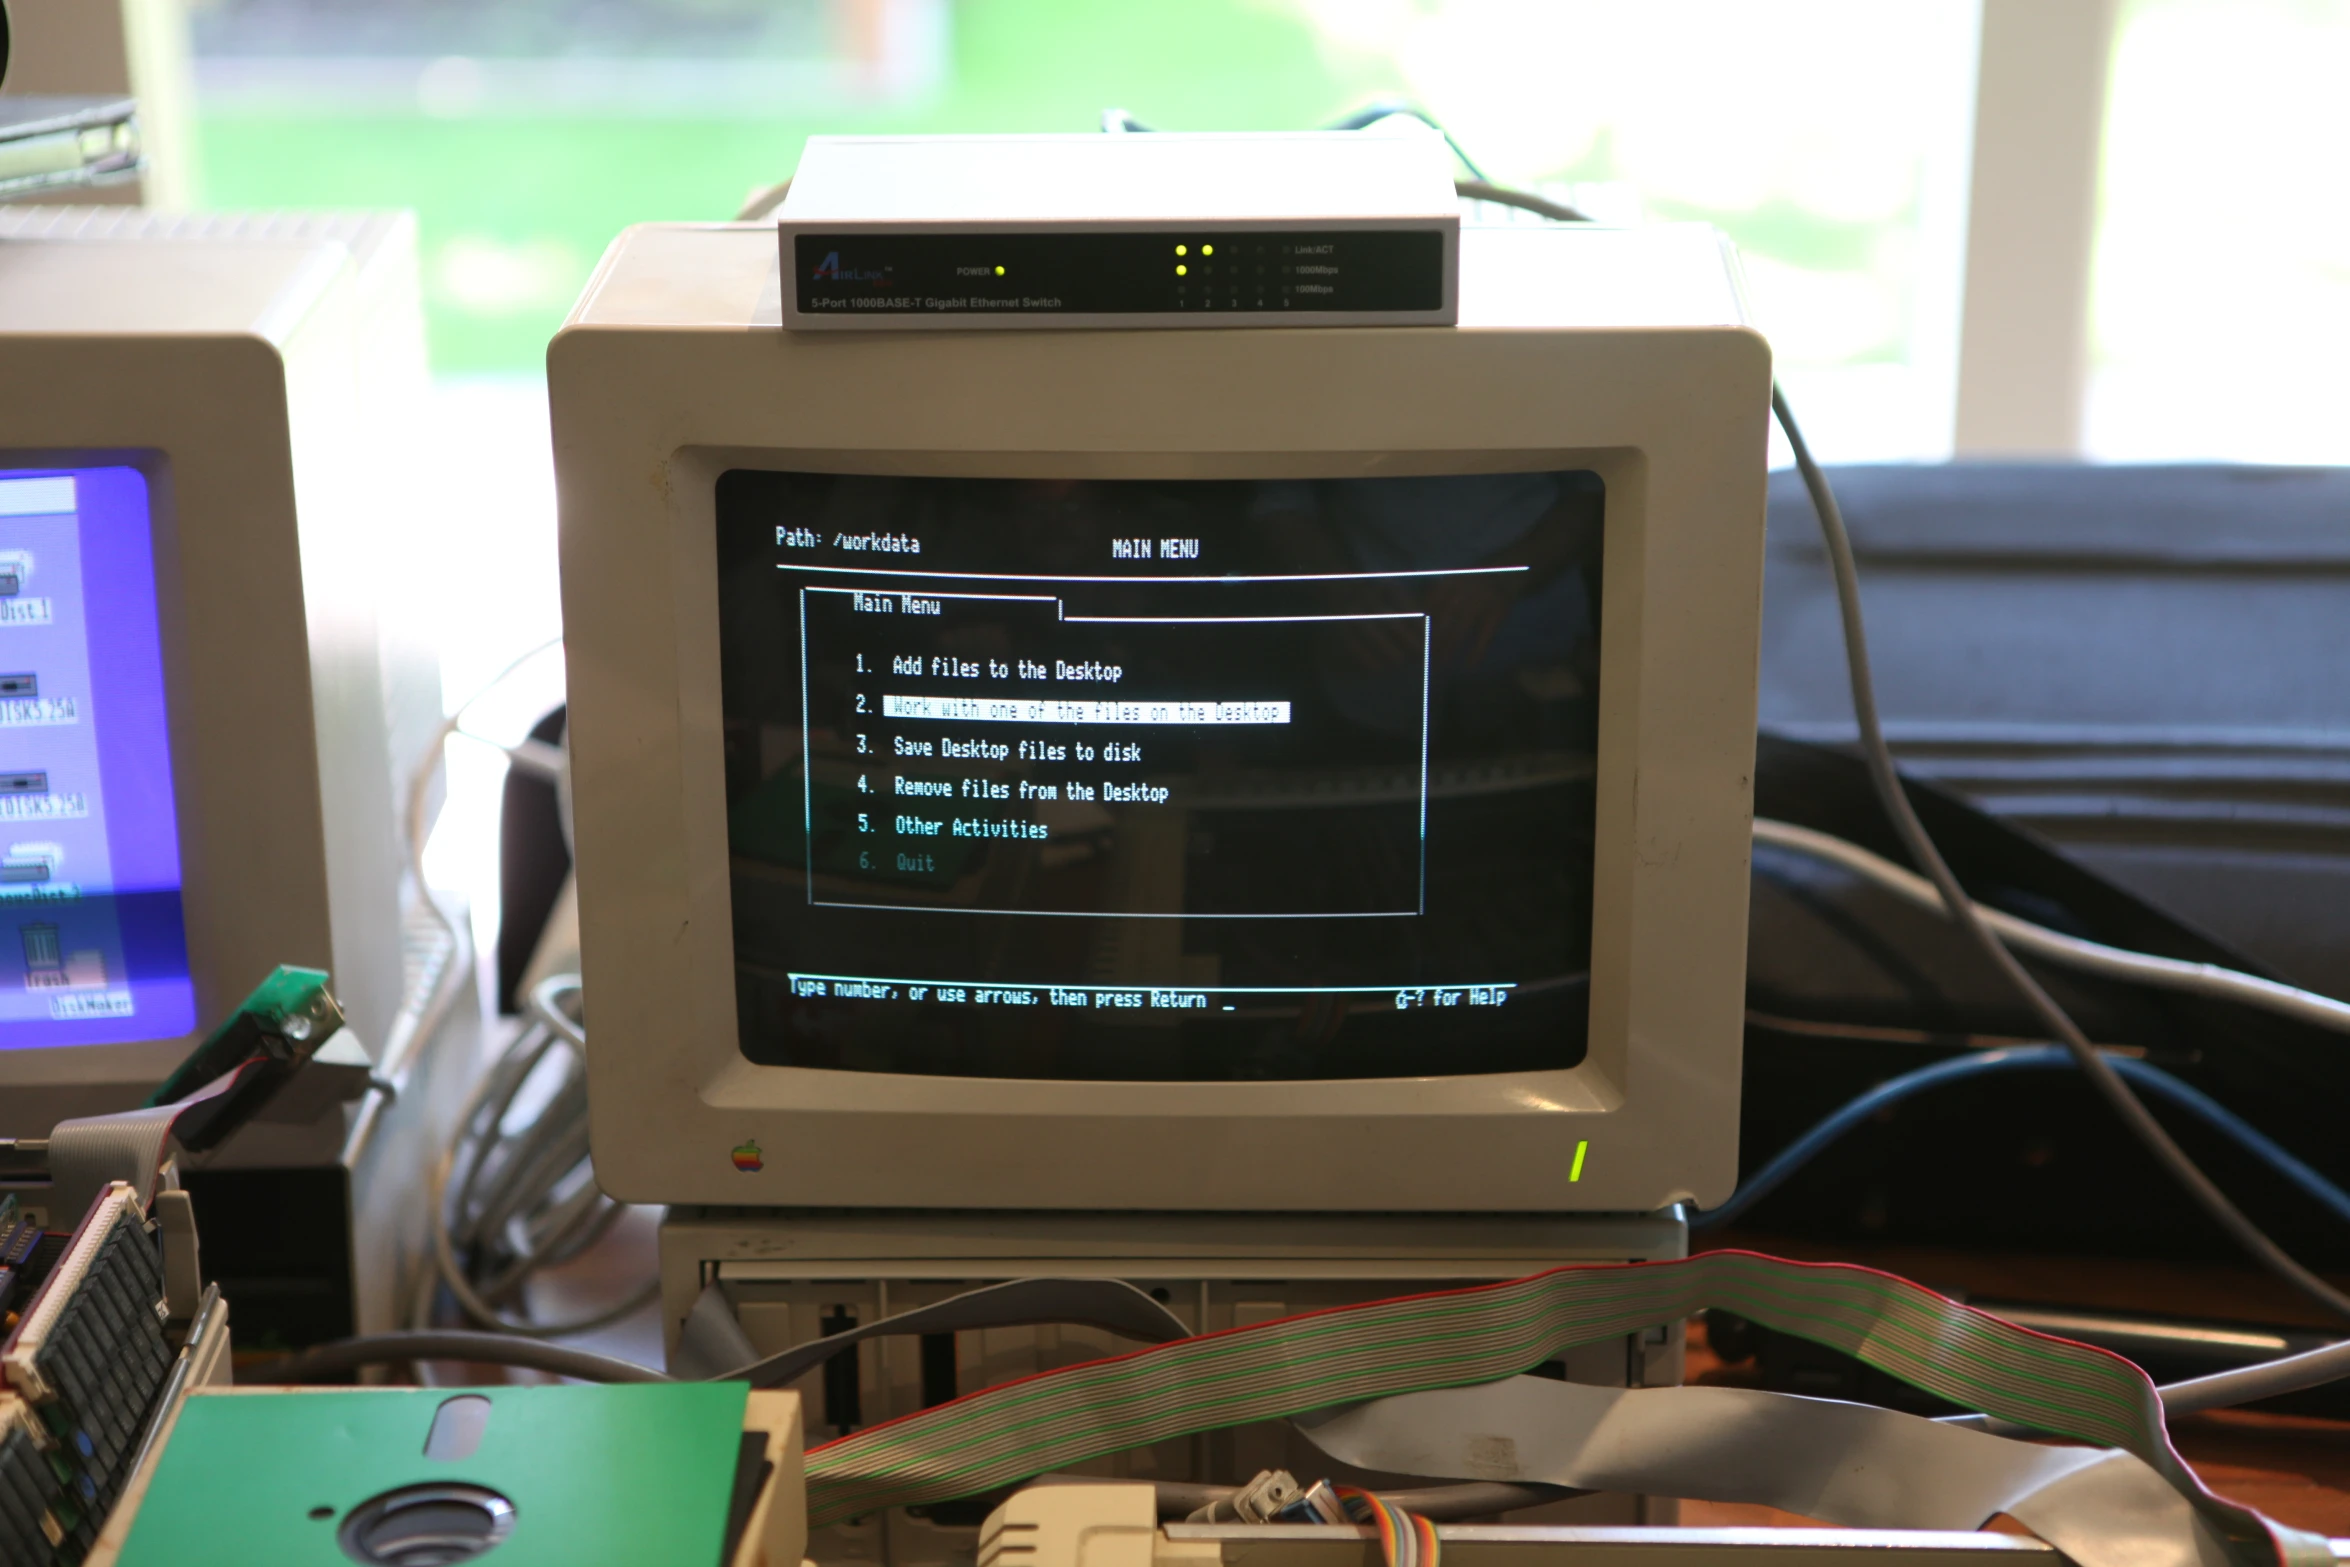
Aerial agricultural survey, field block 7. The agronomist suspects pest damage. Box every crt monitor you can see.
[554,218,1771,1214]
[0,209,442,1137]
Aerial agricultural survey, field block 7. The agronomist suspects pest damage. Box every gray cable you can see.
[2159,1336,2350,1416]
[737,179,789,221]
[248,1272,2350,1437]
[420,975,657,1336]
[249,1319,2350,1421]
[399,637,563,1083]
[1438,166,2350,1390]
[1775,384,2350,1325]
[241,1331,670,1386]
[1947,1332,2350,1434]
[724,1276,1191,1389]
[1753,817,2350,1035]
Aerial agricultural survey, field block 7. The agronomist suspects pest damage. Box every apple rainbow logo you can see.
[731,1139,763,1173]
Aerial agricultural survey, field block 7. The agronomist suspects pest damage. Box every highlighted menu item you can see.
[882,695,1292,725]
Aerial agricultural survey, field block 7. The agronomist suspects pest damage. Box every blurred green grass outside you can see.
[197,0,1414,372]
[194,0,1900,374]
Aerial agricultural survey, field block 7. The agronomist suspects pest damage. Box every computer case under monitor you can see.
[658,1205,1688,1564]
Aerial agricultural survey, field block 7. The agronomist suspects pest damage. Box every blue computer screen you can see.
[0,465,195,1048]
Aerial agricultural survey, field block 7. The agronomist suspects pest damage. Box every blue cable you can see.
[1691,1045,2350,1233]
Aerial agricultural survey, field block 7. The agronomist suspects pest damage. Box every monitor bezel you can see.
[0,341,391,1133]
[555,231,1770,1212]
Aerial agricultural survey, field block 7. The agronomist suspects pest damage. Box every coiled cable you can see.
[417,974,655,1337]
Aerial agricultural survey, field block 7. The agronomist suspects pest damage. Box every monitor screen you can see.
[0,465,195,1049]
[715,470,1603,1081]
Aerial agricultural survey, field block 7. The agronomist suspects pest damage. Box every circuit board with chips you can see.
[0,1184,176,1565]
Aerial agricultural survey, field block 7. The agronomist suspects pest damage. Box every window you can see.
[2088,0,2350,462]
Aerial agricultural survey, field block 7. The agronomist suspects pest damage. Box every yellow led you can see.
[994,265,1005,275]
[1176,264,1187,275]
[1202,244,1214,256]
[1175,244,1187,256]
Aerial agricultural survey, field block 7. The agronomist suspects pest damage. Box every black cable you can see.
[240,1331,671,1386]
[1774,385,2350,1325]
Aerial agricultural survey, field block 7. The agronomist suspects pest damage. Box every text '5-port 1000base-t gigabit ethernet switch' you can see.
[775,131,1461,330]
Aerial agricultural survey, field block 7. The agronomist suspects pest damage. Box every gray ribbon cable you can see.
[673,1280,766,1381]
[45,1057,263,1221]
[47,1105,181,1220]
[1296,1376,2275,1567]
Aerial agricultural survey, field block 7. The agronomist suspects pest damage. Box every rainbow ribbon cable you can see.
[1339,1484,1440,1567]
